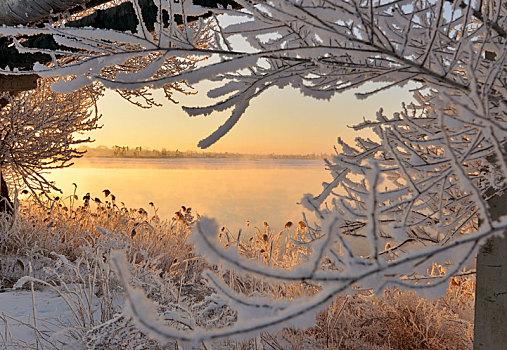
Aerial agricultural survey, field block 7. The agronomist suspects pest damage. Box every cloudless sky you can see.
[89,81,416,155]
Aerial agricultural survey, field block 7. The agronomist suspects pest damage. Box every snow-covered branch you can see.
[1,0,503,146]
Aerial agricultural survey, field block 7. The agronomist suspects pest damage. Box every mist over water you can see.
[46,157,330,233]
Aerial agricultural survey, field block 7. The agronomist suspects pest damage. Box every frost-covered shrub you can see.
[0,78,102,200]
[310,280,475,350]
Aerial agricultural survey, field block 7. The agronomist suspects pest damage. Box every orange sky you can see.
[88,81,416,155]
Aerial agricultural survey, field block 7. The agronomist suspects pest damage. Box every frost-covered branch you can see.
[0,0,94,26]
[1,0,504,147]
[114,87,506,342]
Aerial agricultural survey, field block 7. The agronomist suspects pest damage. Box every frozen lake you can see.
[46,157,331,232]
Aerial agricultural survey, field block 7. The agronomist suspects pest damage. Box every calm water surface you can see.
[47,157,331,232]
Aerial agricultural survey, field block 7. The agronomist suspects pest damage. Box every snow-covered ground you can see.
[0,288,95,349]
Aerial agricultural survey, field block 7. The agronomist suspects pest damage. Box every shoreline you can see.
[79,147,330,161]
[81,154,327,160]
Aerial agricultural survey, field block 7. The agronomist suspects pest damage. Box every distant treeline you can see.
[79,146,329,160]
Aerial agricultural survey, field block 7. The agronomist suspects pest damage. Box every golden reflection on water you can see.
[46,157,330,232]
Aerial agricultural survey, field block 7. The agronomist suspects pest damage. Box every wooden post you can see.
[0,74,39,111]
[0,74,38,92]
[474,234,507,349]
[474,146,507,349]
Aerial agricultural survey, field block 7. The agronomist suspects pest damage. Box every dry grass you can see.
[3,191,195,270]
[308,282,474,350]
[0,192,475,349]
